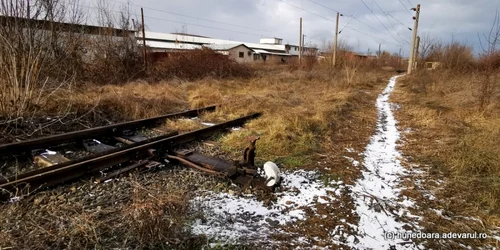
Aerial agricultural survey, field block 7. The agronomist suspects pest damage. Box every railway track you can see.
[0,106,261,199]
[0,105,217,156]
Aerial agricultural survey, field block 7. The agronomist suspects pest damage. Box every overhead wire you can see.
[387,13,411,29]
[397,0,413,14]
[359,0,405,47]
[276,0,335,22]
[370,0,411,45]
[306,0,341,13]
[107,0,274,33]
[77,4,267,37]
[296,0,407,50]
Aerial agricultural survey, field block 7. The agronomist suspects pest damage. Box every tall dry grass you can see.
[396,68,500,213]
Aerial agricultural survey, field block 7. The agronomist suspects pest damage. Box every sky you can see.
[79,0,500,56]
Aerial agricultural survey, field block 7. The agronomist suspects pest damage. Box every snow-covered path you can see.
[351,75,421,249]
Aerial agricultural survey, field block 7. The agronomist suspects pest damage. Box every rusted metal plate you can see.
[33,149,70,168]
[176,149,193,156]
[83,139,115,154]
[175,151,233,173]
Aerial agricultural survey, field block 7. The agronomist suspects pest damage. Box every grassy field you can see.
[393,69,500,248]
[0,62,395,249]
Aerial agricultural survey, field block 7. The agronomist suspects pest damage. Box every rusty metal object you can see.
[166,155,226,177]
[0,113,261,197]
[243,135,260,167]
[33,149,69,168]
[168,135,277,190]
[173,150,237,176]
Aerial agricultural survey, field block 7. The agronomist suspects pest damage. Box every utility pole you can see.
[141,8,147,70]
[407,4,420,74]
[333,12,340,67]
[378,44,382,65]
[302,34,306,56]
[299,17,303,64]
[399,48,402,66]
[414,36,420,69]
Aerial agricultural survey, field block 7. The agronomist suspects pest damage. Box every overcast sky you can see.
[81,0,500,56]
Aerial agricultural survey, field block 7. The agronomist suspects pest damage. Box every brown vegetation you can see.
[150,49,254,81]
[393,23,500,247]
[0,60,394,248]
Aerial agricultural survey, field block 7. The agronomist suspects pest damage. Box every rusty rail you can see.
[0,105,217,156]
[0,113,261,195]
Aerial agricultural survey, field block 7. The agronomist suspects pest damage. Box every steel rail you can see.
[0,113,261,195]
[0,105,217,155]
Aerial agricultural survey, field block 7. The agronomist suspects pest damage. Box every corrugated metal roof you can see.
[145,41,202,50]
[141,31,287,52]
[253,49,291,56]
[203,44,245,51]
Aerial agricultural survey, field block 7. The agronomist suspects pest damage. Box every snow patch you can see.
[190,170,343,244]
[343,156,359,167]
[350,75,421,249]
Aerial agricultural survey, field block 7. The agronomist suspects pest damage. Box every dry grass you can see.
[0,169,216,249]
[0,64,395,249]
[393,69,500,248]
[182,66,391,169]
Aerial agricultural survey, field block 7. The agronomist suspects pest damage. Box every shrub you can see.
[150,48,253,80]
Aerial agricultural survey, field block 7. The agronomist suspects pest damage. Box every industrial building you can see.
[138,31,318,63]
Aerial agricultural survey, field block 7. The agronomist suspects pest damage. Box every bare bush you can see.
[343,57,360,87]
[150,48,253,80]
[0,0,78,118]
[0,0,142,123]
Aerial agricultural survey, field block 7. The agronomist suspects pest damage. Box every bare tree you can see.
[479,8,500,55]
[418,32,439,61]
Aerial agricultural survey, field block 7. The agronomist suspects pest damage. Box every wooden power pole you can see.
[333,12,340,67]
[407,4,420,74]
[299,17,303,64]
[141,8,147,70]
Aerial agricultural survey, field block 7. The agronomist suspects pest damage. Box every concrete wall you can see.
[228,45,254,63]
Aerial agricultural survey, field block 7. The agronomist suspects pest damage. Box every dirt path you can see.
[349,75,421,249]
[185,75,427,249]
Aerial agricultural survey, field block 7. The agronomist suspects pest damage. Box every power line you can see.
[351,16,385,34]
[143,16,266,37]
[397,0,412,14]
[108,0,274,33]
[387,13,412,30]
[276,0,335,22]
[280,0,408,49]
[306,0,341,13]
[371,0,411,45]
[339,16,354,34]
[406,0,414,7]
[346,27,402,47]
[78,4,267,37]
[359,0,405,47]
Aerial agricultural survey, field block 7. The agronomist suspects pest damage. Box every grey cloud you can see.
[82,0,500,55]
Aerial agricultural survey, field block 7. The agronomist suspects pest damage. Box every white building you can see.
[138,32,317,63]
